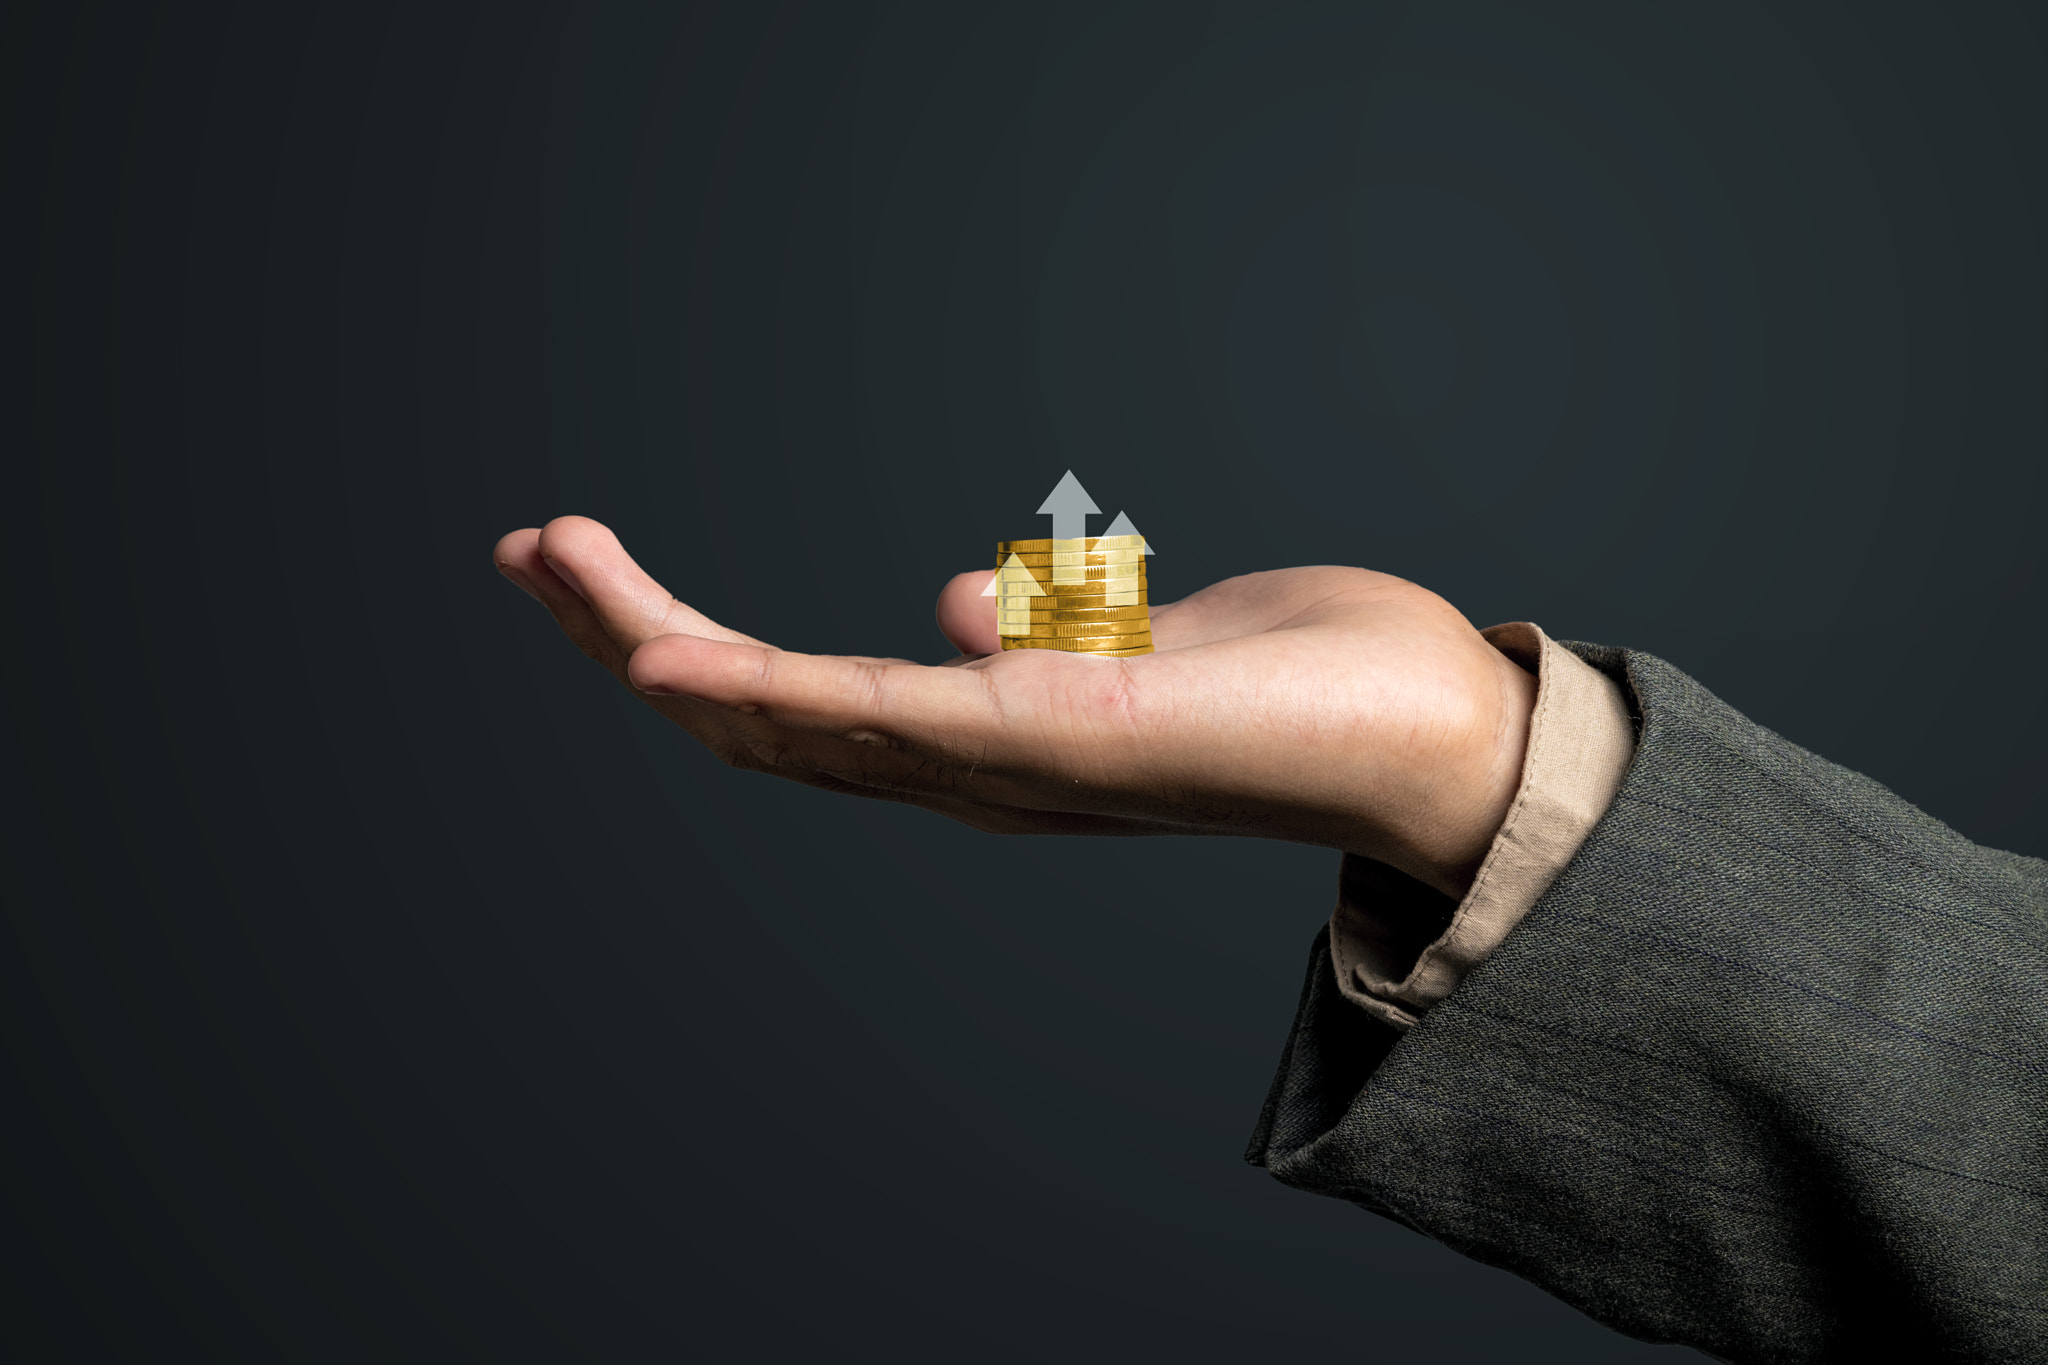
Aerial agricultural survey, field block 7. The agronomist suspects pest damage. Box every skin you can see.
[494,516,1537,899]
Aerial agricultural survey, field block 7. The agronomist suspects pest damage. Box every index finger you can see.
[532,515,766,650]
[625,633,1129,773]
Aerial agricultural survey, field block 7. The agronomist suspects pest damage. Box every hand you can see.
[493,517,1535,897]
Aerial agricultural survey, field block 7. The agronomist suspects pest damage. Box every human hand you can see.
[493,517,1535,897]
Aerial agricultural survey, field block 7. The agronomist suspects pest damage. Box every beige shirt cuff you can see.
[1328,623,1637,1030]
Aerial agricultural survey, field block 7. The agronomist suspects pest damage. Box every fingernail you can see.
[541,555,585,598]
[496,562,542,602]
[638,681,680,695]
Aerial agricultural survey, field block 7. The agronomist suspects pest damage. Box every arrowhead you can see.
[1100,510,1153,554]
[992,553,1046,597]
[1036,470,1101,516]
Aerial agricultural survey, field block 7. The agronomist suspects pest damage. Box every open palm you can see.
[494,517,1534,897]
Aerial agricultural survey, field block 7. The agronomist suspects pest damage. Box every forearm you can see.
[1251,641,2048,1361]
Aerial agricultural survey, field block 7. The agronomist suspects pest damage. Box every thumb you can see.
[935,569,1000,656]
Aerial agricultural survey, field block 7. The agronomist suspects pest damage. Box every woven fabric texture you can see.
[1247,644,2048,1363]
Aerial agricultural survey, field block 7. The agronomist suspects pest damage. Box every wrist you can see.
[1370,640,1538,899]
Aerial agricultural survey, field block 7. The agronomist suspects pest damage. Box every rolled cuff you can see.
[1328,623,1638,1029]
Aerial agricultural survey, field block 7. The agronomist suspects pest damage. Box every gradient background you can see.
[6,2,2045,1360]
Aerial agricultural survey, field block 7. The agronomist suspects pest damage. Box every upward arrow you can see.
[1037,470,1100,544]
[982,553,1046,597]
[1099,510,1153,554]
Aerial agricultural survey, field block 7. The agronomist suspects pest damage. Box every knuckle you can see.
[857,662,890,717]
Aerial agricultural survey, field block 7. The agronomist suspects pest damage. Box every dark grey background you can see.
[6,2,2043,1360]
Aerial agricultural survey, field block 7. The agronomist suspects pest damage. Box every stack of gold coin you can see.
[992,533,1152,656]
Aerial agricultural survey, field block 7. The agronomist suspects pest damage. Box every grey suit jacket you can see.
[1246,644,2047,1363]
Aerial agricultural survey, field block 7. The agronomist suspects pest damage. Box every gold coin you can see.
[1033,568,1146,584]
[995,535,1147,554]
[1012,599,1146,613]
[1003,579,1149,592]
[991,605,1150,623]
[996,608,1150,628]
[1000,590,1148,606]
[995,556,1155,573]
[1001,640,1155,657]
[1001,580,1146,597]
[999,564,1144,578]
[996,617,1152,637]
[999,559,1146,575]
[1045,580,1144,597]
[1002,642,1155,656]
[1000,550,1147,568]
[994,580,1147,592]
[997,616,1146,630]
[1003,591,1147,609]
[1001,632,1154,651]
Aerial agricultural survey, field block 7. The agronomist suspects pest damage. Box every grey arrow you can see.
[1100,510,1153,554]
[1037,470,1100,544]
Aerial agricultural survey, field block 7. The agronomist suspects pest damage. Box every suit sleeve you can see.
[1246,643,2048,1364]
[1328,623,1639,1030]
